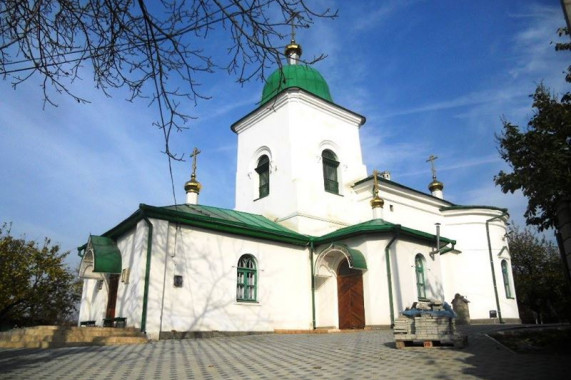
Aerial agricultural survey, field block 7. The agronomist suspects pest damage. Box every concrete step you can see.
[0,326,148,349]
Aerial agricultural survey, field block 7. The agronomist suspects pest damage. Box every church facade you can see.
[78,41,520,339]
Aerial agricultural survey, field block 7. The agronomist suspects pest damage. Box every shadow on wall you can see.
[393,249,446,315]
[152,227,274,337]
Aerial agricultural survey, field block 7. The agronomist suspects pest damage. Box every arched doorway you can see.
[105,274,120,320]
[337,259,365,329]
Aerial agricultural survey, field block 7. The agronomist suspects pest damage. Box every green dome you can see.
[261,65,333,104]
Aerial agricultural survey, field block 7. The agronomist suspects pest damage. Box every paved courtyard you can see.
[0,325,568,380]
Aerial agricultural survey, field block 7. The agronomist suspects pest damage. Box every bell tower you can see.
[232,41,367,235]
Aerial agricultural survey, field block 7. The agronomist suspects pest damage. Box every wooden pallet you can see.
[395,335,467,349]
[395,339,454,349]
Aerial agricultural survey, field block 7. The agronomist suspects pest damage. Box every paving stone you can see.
[0,326,568,379]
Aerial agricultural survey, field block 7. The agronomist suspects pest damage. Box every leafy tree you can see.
[508,225,571,323]
[0,1,335,160]
[495,83,571,231]
[0,223,81,328]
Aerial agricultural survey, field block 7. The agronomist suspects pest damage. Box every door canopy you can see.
[314,243,367,277]
[79,235,122,279]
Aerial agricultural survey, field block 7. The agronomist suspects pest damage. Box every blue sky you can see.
[1,0,568,269]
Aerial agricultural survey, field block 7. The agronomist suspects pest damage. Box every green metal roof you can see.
[313,219,455,246]
[81,204,455,257]
[261,65,333,104]
[102,203,310,247]
[89,235,122,274]
[440,205,508,213]
[162,203,306,236]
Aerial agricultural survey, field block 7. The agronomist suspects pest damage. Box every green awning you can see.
[79,235,122,279]
[314,242,367,276]
[342,244,367,270]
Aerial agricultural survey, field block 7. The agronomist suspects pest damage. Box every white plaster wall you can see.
[441,211,519,321]
[78,278,108,324]
[496,253,520,320]
[353,179,446,235]
[150,222,313,336]
[314,256,338,328]
[361,237,391,327]
[234,91,367,235]
[235,98,294,221]
[352,180,521,322]
[143,219,170,338]
[390,240,445,311]
[313,236,441,329]
[78,221,149,328]
[113,227,141,329]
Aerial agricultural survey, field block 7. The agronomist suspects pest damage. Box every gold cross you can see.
[190,147,201,178]
[372,169,379,196]
[290,12,298,42]
[426,155,438,180]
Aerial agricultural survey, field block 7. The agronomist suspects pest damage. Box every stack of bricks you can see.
[413,314,455,341]
[393,300,466,347]
[393,316,416,341]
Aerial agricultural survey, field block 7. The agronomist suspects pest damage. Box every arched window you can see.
[236,255,257,302]
[255,155,270,198]
[415,254,427,300]
[322,150,339,194]
[501,260,513,298]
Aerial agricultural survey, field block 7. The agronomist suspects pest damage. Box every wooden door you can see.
[337,259,365,329]
[105,274,120,319]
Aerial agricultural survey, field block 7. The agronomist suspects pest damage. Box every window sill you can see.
[324,190,343,197]
[235,300,261,306]
[253,195,268,202]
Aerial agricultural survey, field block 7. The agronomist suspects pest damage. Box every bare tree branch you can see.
[0,0,336,201]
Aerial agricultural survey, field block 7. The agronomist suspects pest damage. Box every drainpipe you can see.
[141,214,154,333]
[498,246,508,257]
[310,240,316,330]
[385,226,400,327]
[159,224,176,338]
[434,243,457,255]
[486,211,508,324]
[436,223,441,251]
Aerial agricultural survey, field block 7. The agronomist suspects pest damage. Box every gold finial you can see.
[184,147,202,194]
[370,169,384,209]
[426,155,444,194]
[285,12,302,63]
[372,169,380,197]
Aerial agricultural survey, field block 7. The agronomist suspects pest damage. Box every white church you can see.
[78,39,520,339]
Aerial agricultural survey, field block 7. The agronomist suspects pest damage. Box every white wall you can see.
[113,224,144,329]
[78,221,147,328]
[441,209,519,322]
[234,90,367,235]
[146,222,313,337]
[78,278,108,324]
[313,236,447,329]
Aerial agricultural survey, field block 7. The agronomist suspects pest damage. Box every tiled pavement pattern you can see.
[0,325,567,380]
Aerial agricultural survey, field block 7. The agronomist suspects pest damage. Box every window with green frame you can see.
[255,155,270,198]
[236,254,257,302]
[415,254,427,300]
[501,259,513,298]
[322,149,339,194]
